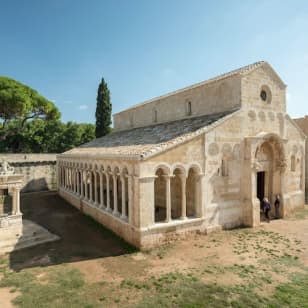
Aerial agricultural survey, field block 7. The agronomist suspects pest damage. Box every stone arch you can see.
[154,168,168,222]
[186,167,200,217]
[252,133,286,222]
[154,163,171,176]
[170,164,187,177]
[171,167,185,219]
[187,163,202,175]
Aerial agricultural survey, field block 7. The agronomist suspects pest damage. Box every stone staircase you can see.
[0,220,60,255]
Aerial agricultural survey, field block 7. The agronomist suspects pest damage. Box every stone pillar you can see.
[67,168,71,191]
[72,168,75,192]
[195,173,204,218]
[164,175,172,223]
[74,169,78,194]
[120,175,126,219]
[85,171,88,201]
[12,187,21,215]
[138,176,156,227]
[89,171,93,202]
[62,167,65,188]
[128,175,133,225]
[180,174,187,219]
[64,168,66,189]
[80,170,84,198]
[99,172,104,208]
[77,171,80,196]
[113,174,119,215]
[106,173,110,211]
[94,172,98,205]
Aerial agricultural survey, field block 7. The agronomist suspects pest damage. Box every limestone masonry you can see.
[2,154,57,193]
[294,116,308,202]
[58,61,305,249]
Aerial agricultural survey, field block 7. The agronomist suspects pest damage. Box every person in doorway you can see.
[263,197,271,222]
[274,195,280,219]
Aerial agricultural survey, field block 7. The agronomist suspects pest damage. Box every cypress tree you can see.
[95,78,112,138]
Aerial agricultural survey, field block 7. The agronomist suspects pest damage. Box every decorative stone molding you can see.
[0,160,15,175]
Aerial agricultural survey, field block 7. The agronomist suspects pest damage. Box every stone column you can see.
[62,167,65,189]
[89,171,93,202]
[64,168,66,189]
[99,172,104,208]
[77,171,80,196]
[94,172,98,205]
[180,174,187,219]
[72,168,75,192]
[120,175,126,219]
[106,173,110,211]
[85,171,88,200]
[163,175,172,223]
[68,168,71,190]
[127,175,133,225]
[74,169,78,194]
[113,174,119,215]
[80,170,84,198]
[12,187,21,215]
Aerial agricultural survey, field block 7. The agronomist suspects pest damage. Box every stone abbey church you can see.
[57,61,305,249]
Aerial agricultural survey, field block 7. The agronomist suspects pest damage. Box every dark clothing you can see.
[274,197,280,219]
[264,201,271,222]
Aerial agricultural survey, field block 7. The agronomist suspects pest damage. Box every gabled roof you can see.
[115,61,286,115]
[60,108,240,160]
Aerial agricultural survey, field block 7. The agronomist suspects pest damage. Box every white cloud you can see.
[78,104,88,110]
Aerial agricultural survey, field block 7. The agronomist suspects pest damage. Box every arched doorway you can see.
[255,142,274,221]
[251,133,286,224]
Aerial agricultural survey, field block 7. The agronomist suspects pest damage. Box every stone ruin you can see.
[0,159,23,229]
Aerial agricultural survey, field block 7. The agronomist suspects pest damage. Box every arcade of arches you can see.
[57,161,202,227]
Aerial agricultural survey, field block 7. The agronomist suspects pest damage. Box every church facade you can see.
[57,61,305,249]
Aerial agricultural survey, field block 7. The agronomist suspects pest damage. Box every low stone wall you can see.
[0,154,57,193]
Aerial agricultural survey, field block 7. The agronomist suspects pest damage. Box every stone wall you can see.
[1,154,57,193]
[113,76,241,131]
[294,116,308,202]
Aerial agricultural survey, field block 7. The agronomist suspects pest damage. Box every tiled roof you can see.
[61,109,239,160]
[115,61,266,115]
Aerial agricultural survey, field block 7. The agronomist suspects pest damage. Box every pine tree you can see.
[95,78,112,138]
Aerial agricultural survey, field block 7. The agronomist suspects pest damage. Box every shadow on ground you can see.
[9,191,136,271]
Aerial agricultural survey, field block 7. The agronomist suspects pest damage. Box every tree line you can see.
[0,76,112,153]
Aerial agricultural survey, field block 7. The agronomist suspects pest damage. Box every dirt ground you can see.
[1,191,307,307]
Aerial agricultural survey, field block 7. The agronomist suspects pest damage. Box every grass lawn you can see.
[0,205,308,307]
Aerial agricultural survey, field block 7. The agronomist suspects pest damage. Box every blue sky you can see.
[1,0,307,123]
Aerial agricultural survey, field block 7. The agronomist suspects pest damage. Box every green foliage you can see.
[0,119,95,153]
[0,76,60,140]
[95,78,112,138]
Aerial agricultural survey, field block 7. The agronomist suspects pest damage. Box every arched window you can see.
[186,101,192,116]
[221,159,228,177]
[291,155,296,172]
[153,108,158,123]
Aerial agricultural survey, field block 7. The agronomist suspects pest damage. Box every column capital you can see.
[162,174,174,179]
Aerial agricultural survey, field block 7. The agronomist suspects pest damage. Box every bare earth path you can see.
[0,191,307,307]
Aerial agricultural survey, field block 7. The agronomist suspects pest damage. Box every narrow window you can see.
[187,101,192,116]
[153,108,158,123]
[221,159,228,177]
[291,155,296,172]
